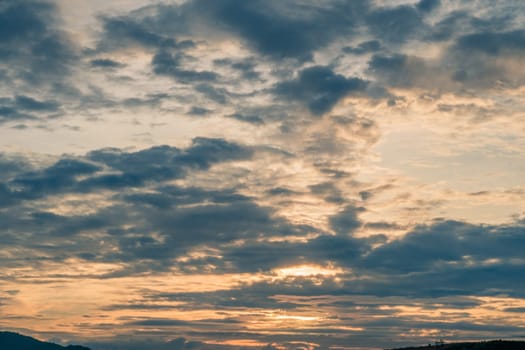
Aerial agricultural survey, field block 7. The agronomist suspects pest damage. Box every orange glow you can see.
[206,339,268,347]
[273,315,318,321]
[275,264,343,278]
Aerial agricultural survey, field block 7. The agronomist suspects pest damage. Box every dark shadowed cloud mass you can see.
[1,1,525,349]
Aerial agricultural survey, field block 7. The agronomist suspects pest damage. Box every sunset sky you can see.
[1,0,525,349]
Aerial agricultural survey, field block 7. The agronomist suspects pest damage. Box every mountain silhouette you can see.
[390,340,525,350]
[0,331,90,350]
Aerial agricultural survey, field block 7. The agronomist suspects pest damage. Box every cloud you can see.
[89,58,125,69]
[85,138,252,189]
[365,4,425,44]
[445,30,525,88]
[348,220,525,299]
[274,66,368,115]
[342,40,383,55]
[194,84,228,104]
[329,205,364,234]
[214,58,261,80]
[0,139,316,273]
[172,217,525,297]
[87,337,208,350]
[455,30,525,56]
[186,0,368,61]
[95,0,370,61]
[196,222,367,273]
[15,95,59,112]
[362,220,525,272]
[225,113,265,125]
[0,95,60,123]
[105,185,319,269]
[368,53,433,88]
[152,50,219,83]
[100,16,172,49]
[2,1,525,348]
[369,26,525,92]
[0,106,33,123]
[7,158,101,201]
[188,106,212,116]
[0,154,31,181]
[416,0,440,13]
[0,0,76,86]
[0,138,253,206]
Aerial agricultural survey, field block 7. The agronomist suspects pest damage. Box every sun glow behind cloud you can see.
[275,264,344,278]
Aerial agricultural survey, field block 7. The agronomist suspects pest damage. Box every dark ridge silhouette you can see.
[389,340,525,350]
[0,331,90,350]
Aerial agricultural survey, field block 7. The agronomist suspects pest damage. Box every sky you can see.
[0,0,525,349]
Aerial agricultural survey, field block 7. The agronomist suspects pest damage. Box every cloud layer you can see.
[1,0,525,349]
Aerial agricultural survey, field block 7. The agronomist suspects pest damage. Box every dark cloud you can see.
[369,26,525,91]
[125,318,192,327]
[266,187,297,196]
[427,11,475,41]
[188,106,212,116]
[416,0,440,13]
[152,50,218,83]
[99,17,175,50]
[225,106,287,126]
[365,4,425,44]
[87,337,230,350]
[0,138,313,273]
[0,155,31,181]
[140,277,525,349]
[505,307,525,313]
[0,106,33,123]
[194,229,367,273]
[309,182,346,204]
[456,30,525,55]
[89,58,125,69]
[363,221,401,231]
[152,278,342,310]
[0,0,76,86]
[0,184,316,273]
[8,158,101,200]
[0,2,48,42]
[363,220,525,273]
[15,95,59,112]
[342,40,382,55]
[446,32,525,88]
[29,211,109,238]
[96,0,369,61]
[194,84,228,104]
[368,53,416,87]
[188,0,368,61]
[214,58,260,80]
[225,113,265,125]
[175,137,253,168]
[426,9,516,43]
[108,186,316,267]
[274,66,368,115]
[85,138,251,190]
[0,138,253,205]
[121,95,166,109]
[172,217,525,297]
[86,335,206,350]
[0,95,60,123]
[329,205,364,235]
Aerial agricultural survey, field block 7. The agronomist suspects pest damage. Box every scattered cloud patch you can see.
[275,66,368,115]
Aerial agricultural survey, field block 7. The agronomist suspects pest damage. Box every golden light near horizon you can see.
[275,264,344,278]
